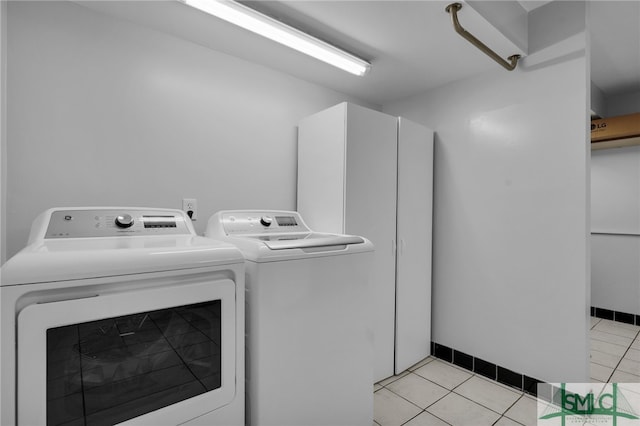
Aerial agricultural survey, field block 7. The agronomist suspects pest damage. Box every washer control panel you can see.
[220,211,309,235]
[44,209,192,238]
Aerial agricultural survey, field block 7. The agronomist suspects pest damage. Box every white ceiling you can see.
[78,0,639,106]
[518,1,553,12]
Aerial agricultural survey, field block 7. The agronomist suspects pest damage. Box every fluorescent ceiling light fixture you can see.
[181,0,371,76]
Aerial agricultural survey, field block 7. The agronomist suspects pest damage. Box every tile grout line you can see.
[591,328,635,346]
[593,318,640,329]
[399,372,496,426]
[449,388,522,418]
[591,340,633,354]
[381,370,484,426]
[449,374,524,417]
[399,408,452,426]
[373,387,423,426]
[389,389,451,426]
[590,343,626,371]
[445,357,529,397]
[589,325,640,340]
[379,373,441,418]
[491,412,526,426]
[607,328,640,382]
[382,370,453,407]
[593,329,639,341]
[590,357,622,372]
[492,416,526,426]
[389,366,525,423]
[499,393,530,424]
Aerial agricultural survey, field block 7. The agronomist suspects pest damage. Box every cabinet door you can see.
[297,103,348,233]
[395,118,434,374]
[344,103,399,381]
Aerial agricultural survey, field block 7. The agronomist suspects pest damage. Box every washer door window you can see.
[17,279,236,426]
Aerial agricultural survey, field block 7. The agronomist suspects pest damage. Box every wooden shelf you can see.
[591,135,640,151]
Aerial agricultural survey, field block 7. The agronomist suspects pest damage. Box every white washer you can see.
[206,210,374,426]
[1,207,245,426]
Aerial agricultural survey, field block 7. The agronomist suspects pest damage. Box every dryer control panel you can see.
[218,211,310,235]
[42,208,193,239]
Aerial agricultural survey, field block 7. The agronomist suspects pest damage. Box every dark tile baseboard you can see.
[431,341,544,397]
[591,306,640,325]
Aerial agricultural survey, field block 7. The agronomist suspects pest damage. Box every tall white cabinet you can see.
[297,102,434,381]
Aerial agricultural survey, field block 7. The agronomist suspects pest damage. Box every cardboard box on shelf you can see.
[591,112,640,142]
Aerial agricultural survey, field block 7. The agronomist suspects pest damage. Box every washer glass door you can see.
[17,279,236,426]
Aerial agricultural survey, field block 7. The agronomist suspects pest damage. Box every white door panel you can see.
[395,118,434,374]
[345,104,399,382]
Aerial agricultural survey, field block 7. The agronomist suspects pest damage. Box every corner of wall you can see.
[585,0,593,361]
[590,81,607,117]
[466,0,528,54]
[1,0,7,265]
[528,1,586,55]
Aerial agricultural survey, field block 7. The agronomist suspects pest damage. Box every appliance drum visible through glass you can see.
[46,300,222,426]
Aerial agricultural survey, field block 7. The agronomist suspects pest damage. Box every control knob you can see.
[115,214,134,228]
[260,216,273,227]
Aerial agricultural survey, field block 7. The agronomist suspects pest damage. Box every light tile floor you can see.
[590,316,640,383]
[374,358,535,426]
[373,317,640,426]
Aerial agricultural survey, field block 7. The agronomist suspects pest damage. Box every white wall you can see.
[591,146,640,234]
[1,1,6,264]
[383,3,589,383]
[591,81,606,117]
[3,1,375,260]
[590,88,640,119]
[591,234,640,314]
[591,145,640,314]
[607,90,640,117]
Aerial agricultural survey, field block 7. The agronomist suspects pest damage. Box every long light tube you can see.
[181,0,371,76]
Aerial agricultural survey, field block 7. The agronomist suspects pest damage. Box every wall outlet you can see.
[182,198,197,221]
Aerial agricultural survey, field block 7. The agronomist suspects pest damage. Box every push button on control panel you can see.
[114,214,134,228]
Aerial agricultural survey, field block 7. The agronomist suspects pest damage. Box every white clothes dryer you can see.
[1,207,245,426]
[206,210,374,426]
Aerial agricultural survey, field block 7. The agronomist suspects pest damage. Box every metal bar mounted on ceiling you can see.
[445,2,521,71]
